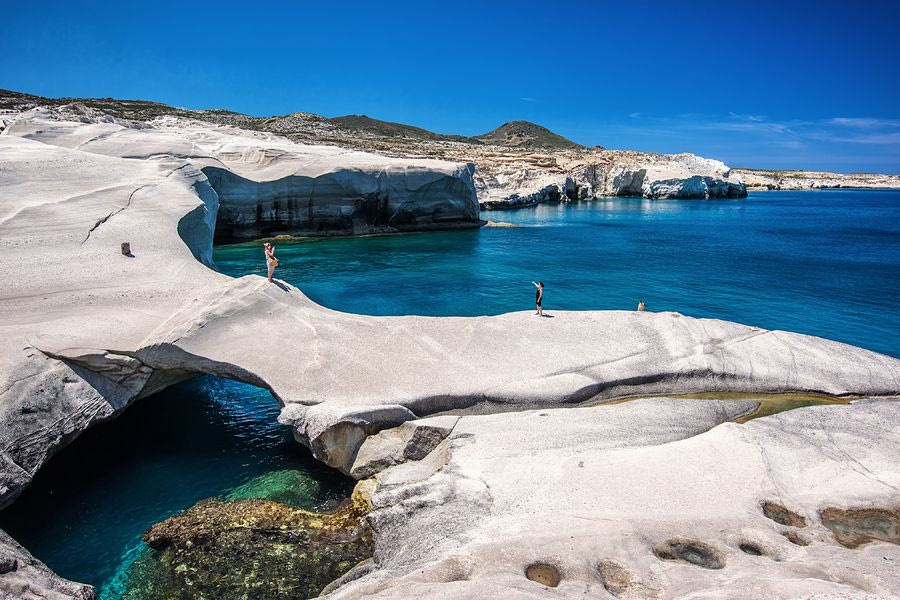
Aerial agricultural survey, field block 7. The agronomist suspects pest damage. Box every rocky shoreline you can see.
[734,167,900,191]
[1,95,899,599]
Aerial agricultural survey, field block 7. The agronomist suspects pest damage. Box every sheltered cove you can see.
[1,110,900,599]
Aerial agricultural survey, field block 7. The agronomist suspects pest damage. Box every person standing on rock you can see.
[533,281,544,316]
[264,242,278,283]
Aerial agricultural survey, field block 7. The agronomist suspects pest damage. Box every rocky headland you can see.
[0,92,899,599]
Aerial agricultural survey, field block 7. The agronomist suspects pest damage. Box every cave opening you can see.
[0,375,355,600]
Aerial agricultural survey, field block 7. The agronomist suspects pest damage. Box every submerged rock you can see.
[125,481,374,600]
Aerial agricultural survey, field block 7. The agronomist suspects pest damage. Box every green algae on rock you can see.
[123,481,374,600]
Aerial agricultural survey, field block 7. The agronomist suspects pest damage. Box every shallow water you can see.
[0,377,353,599]
[215,190,900,358]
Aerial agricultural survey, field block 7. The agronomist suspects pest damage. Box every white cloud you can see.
[828,117,900,129]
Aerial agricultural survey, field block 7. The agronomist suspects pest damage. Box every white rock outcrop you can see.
[3,108,480,241]
[598,154,747,199]
[0,111,897,599]
[327,397,900,599]
[477,152,747,208]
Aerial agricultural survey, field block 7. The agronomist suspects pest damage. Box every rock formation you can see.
[0,100,898,599]
[325,397,900,598]
[2,107,481,241]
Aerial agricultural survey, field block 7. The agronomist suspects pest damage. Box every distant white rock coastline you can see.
[735,167,900,191]
[478,153,747,210]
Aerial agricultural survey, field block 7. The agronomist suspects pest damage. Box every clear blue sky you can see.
[2,0,899,173]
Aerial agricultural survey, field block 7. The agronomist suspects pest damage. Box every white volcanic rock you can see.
[0,530,94,599]
[149,289,900,475]
[598,154,747,199]
[0,108,898,598]
[3,110,480,239]
[325,397,900,599]
[477,152,747,208]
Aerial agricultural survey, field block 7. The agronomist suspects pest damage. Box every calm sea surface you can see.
[2,189,897,598]
[217,189,899,358]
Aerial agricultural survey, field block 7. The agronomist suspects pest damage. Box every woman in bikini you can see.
[264,242,278,283]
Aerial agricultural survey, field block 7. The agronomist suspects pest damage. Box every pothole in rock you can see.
[597,560,659,598]
[761,501,808,528]
[738,542,765,556]
[653,539,725,570]
[820,506,900,549]
[782,531,809,546]
[525,562,561,587]
[121,482,375,600]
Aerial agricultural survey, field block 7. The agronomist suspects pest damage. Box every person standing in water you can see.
[532,281,544,316]
[264,242,278,283]
[637,299,645,312]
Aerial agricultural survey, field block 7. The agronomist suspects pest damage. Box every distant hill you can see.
[0,89,584,150]
[328,114,474,142]
[476,120,581,150]
[0,89,193,120]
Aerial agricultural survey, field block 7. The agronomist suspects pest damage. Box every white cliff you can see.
[0,92,752,211]
[3,107,480,241]
[476,151,747,208]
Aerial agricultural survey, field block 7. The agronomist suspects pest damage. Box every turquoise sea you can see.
[218,189,899,358]
[1,189,898,598]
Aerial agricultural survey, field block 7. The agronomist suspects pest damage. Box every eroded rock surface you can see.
[323,398,900,599]
[2,109,480,241]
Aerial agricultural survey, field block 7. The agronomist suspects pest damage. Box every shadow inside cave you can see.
[0,375,354,599]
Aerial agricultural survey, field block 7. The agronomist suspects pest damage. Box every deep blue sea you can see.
[1,189,897,599]
[217,189,899,358]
